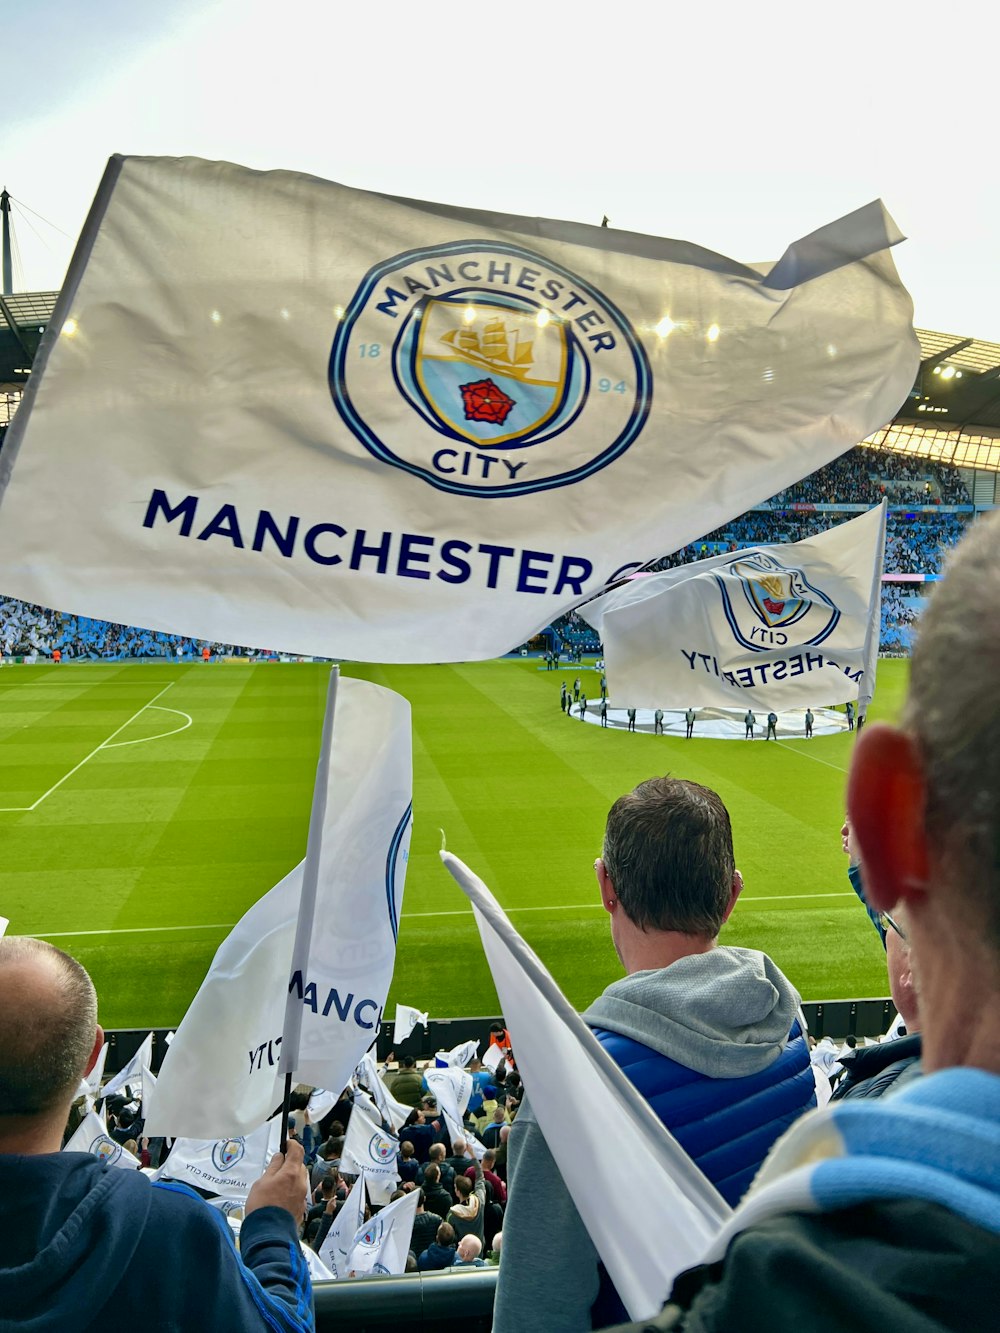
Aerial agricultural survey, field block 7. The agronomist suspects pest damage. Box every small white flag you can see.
[582,503,888,710]
[344,1188,419,1277]
[76,1040,109,1106]
[0,917,8,938]
[341,1100,399,1204]
[306,1088,338,1123]
[441,850,730,1322]
[392,1004,428,1046]
[99,1032,153,1102]
[140,1065,157,1117]
[356,1052,411,1132]
[144,676,412,1138]
[64,1109,140,1170]
[481,1043,505,1074]
[425,1066,473,1122]
[318,1172,367,1279]
[301,1245,336,1283]
[155,1122,271,1201]
[435,1039,479,1069]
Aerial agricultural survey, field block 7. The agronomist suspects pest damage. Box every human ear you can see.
[847,724,929,913]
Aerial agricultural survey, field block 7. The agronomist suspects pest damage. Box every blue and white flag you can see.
[154,1121,272,1202]
[318,1172,367,1279]
[355,1052,411,1132]
[63,1108,140,1170]
[435,1039,479,1069]
[582,503,887,710]
[144,676,412,1138]
[344,1188,419,1277]
[0,156,918,661]
[441,851,730,1322]
[341,1099,399,1205]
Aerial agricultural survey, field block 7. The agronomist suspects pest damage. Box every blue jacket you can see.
[592,1020,814,1207]
[0,1152,313,1332]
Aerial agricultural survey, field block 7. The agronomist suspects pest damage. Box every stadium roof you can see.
[3,295,1000,470]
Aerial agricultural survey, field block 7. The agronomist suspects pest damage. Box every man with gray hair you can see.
[0,936,313,1332]
[494,777,815,1332]
[611,512,1000,1332]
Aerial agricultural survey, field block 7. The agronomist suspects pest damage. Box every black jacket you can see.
[831,1033,922,1101]
[608,1198,1000,1333]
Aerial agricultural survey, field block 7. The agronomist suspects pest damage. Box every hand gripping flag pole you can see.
[277,665,340,1151]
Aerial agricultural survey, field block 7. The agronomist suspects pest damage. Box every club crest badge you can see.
[715,551,840,651]
[368,1133,396,1166]
[211,1137,246,1172]
[358,1219,385,1249]
[91,1134,123,1164]
[330,240,652,497]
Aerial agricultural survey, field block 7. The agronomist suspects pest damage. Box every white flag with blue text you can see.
[341,1099,400,1205]
[344,1188,419,1277]
[318,1172,367,1279]
[143,676,412,1138]
[0,155,918,662]
[582,503,887,709]
[154,1121,272,1201]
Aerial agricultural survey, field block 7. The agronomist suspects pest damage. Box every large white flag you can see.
[435,1039,479,1069]
[77,1040,109,1105]
[0,155,917,661]
[155,1122,271,1201]
[582,503,887,710]
[318,1172,367,1279]
[441,851,730,1322]
[144,677,412,1137]
[392,1004,428,1045]
[344,1189,419,1277]
[64,1109,140,1170]
[99,1032,153,1102]
[341,1100,400,1204]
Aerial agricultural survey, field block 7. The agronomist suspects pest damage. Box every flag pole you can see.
[278,664,341,1151]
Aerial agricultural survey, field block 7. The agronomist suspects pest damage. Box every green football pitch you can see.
[0,658,906,1029]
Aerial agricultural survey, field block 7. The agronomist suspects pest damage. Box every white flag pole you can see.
[858,498,888,709]
[277,665,340,1145]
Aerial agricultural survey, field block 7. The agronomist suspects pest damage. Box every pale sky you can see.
[5,0,998,340]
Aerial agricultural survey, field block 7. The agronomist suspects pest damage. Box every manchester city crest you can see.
[91,1134,123,1164]
[329,240,651,497]
[368,1132,396,1166]
[715,551,840,651]
[211,1137,246,1173]
[359,1219,385,1248]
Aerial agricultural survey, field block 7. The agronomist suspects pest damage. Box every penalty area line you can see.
[773,739,849,773]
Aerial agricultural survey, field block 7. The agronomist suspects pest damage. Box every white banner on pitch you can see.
[583,504,887,709]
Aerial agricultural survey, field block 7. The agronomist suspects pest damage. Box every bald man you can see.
[0,937,314,1332]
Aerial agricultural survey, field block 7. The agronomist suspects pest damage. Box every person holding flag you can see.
[493,778,814,1333]
[0,936,313,1332]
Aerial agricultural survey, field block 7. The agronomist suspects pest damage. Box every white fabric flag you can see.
[392,1004,428,1045]
[77,1040,109,1105]
[306,1088,338,1123]
[341,1100,400,1204]
[99,1032,153,1102]
[425,1067,473,1122]
[583,503,888,709]
[355,1052,411,1132]
[0,917,8,938]
[155,1121,271,1201]
[139,1065,157,1116]
[318,1172,367,1279]
[481,1043,505,1074]
[441,851,730,1322]
[143,677,412,1137]
[344,1189,419,1277]
[435,1039,479,1069]
[301,1245,336,1283]
[0,155,918,662]
[64,1109,140,1170]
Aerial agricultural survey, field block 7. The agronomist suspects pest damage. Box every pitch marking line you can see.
[0,681,179,813]
[773,740,849,773]
[24,891,858,938]
[102,705,193,749]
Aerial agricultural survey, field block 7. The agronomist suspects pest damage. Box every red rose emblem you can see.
[763,597,786,615]
[459,378,515,426]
